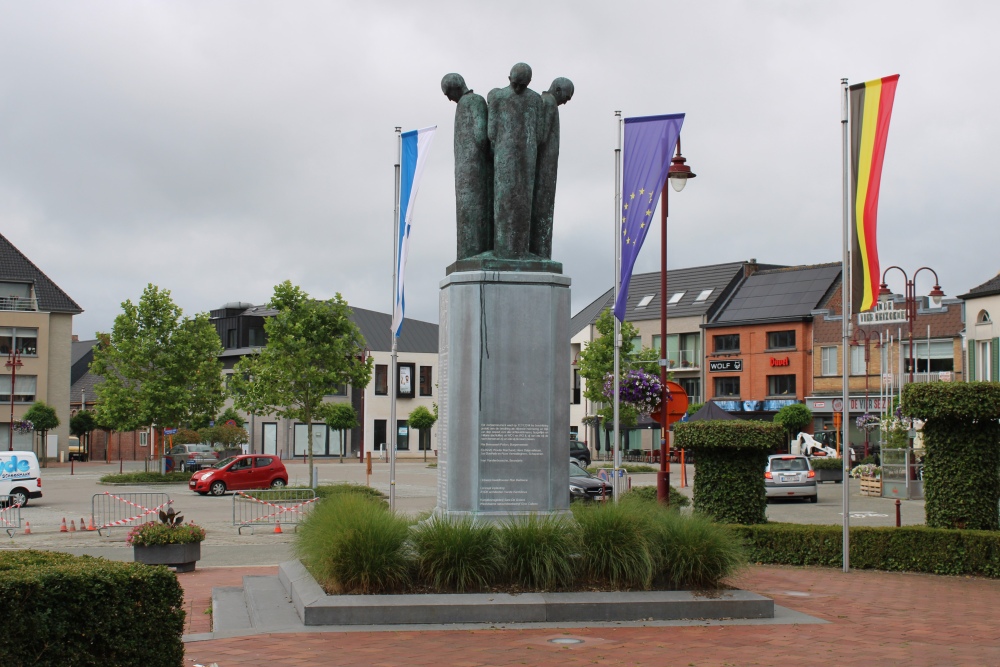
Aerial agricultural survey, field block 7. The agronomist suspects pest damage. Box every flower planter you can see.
[133,542,201,573]
[859,476,882,497]
[814,467,843,483]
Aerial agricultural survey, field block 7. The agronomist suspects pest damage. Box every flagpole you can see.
[613,110,622,501]
[389,126,401,512]
[840,79,851,572]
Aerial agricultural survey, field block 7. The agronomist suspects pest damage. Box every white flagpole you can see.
[840,78,851,572]
[613,111,623,501]
[389,126,401,512]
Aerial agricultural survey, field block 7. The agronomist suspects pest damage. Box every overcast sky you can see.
[1,1,997,339]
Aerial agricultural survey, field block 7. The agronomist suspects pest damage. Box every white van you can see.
[0,451,42,507]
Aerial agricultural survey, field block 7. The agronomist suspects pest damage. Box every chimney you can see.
[72,334,79,342]
[744,258,759,278]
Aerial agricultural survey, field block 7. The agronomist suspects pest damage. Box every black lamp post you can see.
[657,139,696,504]
[878,267,945,384]
[6,350,22,451]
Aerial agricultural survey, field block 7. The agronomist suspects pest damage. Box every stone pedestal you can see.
[436,271,570,519]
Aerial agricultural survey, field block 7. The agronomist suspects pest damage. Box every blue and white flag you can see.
[392,126,436,337]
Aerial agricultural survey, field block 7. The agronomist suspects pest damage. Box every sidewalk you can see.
[180,563,1000,666]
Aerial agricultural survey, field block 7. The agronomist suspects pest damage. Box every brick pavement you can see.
[179,564,1000,666]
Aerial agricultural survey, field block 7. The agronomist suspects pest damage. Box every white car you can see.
[765,454,817,503]
[0,450,43,507]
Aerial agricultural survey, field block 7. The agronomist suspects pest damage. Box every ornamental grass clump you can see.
[295,493,411,594]
[645,510,746,589]
[573,500,654,589]
[411,517,500,592]
[497,514,578,590]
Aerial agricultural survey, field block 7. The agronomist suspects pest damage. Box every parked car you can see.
[0,450,42,507]
[167,444,218,472]
[765,454,817,503]
[570,460,611,501]
[189,454,288,496]
[570,438,591,467]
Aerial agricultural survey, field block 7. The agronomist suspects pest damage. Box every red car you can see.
[189,454,288,496]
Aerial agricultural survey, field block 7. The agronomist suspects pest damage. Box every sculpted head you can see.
[548,77,574,106]
[441,73,469,103]
[508,63,532,94]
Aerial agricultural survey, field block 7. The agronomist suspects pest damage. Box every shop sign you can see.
[709,359,743,372]
[849,397,887,412]
[769,357,790,367]
[857,300,908,325]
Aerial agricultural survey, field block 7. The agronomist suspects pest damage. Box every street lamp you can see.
[6,350,22,451]
[878,266,945,384]
[658,139,696,504]
[850,326,882,458]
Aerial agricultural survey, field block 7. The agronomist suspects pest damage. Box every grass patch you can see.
[293,483,386,501]
[100,471,193,484]
[497,514,578,590]
[572,501,654,589]
[621,484,690,508]
[647,510,746,588]
[411,517,500,592]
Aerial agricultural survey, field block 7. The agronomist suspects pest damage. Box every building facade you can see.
[959,272,1000,382]
[0,234,81,458]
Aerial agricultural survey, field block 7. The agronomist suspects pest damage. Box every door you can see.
[227,457,255,490]
[252,456,275,487]
[262,423,277,456]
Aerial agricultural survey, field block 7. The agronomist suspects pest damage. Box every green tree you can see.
[199,424,249,450]
[774,403,813,446]
[576,308,658,429]
[326,403,358,462]
[216,406,246,428]
[24,401,59,467]
[90,284,225,454]
[407,405,437,462]
[70,410,97,459]
[230,282,373,486]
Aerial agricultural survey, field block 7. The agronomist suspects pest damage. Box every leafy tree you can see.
[774,403,813,446]
[326,403,358,461]
[90,284,225,455]
[230,282,373,486]
[70,410,97,458]
[172,428,203,445]
[216,406,245,428]
[200,424,249,450]
[24,401,59,466]
[407,405,437,461]
[576,308,658,429]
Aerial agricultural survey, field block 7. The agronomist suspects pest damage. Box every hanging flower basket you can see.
[602,370,664,416]
[12,420,34,434]
[855,413,880,432]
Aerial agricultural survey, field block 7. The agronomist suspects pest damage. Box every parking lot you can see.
[2,458,924,566]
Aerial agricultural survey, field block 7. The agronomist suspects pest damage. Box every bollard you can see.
[895,499,901,527]
[366,452,372,486]
[71,459,74,475]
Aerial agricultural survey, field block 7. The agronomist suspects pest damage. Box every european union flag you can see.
[613,113,685,322]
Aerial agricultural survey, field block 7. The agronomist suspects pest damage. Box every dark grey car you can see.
[765,454,818,503]
[570,461,611,501]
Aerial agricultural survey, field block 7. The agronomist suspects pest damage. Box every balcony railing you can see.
[665,349,700,370]
[0,296,37,312]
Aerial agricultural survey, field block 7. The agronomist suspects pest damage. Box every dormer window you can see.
[0,282,35,311]
[696,289,713,302]
[668,292,685,304]
[635,295,654,309]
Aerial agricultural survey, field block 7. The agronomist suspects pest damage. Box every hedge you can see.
[674,421,784,525]
[904,383,1000,531]
[0,550,185,667]
[732,523,1000,577]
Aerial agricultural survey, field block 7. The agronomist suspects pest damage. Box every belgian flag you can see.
[850,74,899,313]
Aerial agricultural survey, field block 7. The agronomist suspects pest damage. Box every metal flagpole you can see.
[840,78,851,572]
[389,127,401,512]
[613,111,623,501]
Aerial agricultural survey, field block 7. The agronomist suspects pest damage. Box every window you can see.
[663,333,700,368]
[695,289,713,302]
[419,366,433,396]
[396,421,410,450]
[263,423,277,455]
[679,378,701,403]
[635,295,654,309]
[572,369,581,404]
[714,334,740,352]
[629,336,642,353]
[714,377,740,398]
[226,329,237,348]
[668,292,685,304]
[374,365,388,395]
[139,431,149,447]
[0,327,38,356]
[0,374,36,402]
[0,282,34,311]
[850,346,867,375]
[902,340,956,374]
[978,310,991,324]
[821,346,838,376]
[398,362,416,398]
[326,384,347,396]
[977,340,992,381]
[767,330,795,350]
[767,374,796,396]
[652,335,660,353]
[248,327,265,347]
[374,419,387,451]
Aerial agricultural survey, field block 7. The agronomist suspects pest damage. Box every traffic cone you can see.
[60,518,68,533]
[86,515,96,531]
[80,518,86,531]
[274,521,282,534]
[69,519,77,532]
[23,521,31,535]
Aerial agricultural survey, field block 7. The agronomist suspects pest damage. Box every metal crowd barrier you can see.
[0,496,22,538]
[233,489,318,534]
[92,492,172,536]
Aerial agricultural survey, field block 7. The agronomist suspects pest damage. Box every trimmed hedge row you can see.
[732,523,1000,577]
[0,550,185,667]
[675,421,784,525]
[904,383,1000,531]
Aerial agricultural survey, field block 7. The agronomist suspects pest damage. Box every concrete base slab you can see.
[278,560,774,627]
